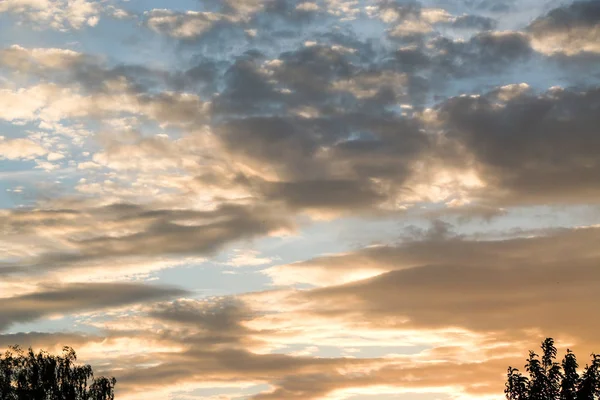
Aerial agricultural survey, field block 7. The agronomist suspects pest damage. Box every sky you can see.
[1,0,600,399]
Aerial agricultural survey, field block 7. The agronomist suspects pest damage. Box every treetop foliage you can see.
[506,338,600,400]
[0,345,116,400]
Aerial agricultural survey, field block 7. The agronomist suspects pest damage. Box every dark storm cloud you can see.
[0,283,186,331]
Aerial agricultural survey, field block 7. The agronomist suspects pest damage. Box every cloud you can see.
[0,82,209,127]
[2,2,600,399]
[448,14,497,31]
[296,2,320,12]
[108,298,393,400]
[0,0,101,30]
[0,282,186,331]
[144,9,235,39]
[433,85,600,206]
[4,221,600,400]
[0,85,49,121]
[0,137,47,160]
[429,31,532,78]
[529,0,600,54]
[0,45,84,71]
[227,249,273,267]
[297,226,600,343]
[217,0,270,17]
[259,179,386,214]
[387,7,453,37]
[0,332,101,351]
[0,202,293,278]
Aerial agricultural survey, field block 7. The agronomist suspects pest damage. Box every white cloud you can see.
[0,83,209,127]
[0,45,83,70]
[0,0,101,30]
[227,249,274,267]
[47,152,65,161]
[296,2,320,12]
[0,86,48,121]
[0,137,47,160]
[145,9,234,39]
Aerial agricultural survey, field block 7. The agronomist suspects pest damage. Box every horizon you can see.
[1,0,600,399]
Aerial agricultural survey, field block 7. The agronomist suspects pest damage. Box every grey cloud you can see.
[468,0,513,13]
[529,0,600,34]
[183,59,223,93]
[274,44,359,96]
[213,54,284,115]
[215,116,341,179]
[437,86,600,205]
[421,204,508,222]
[0,283,187,331]
[116,347,366,395]
[449,14,497,30]
[214,113,429,212]
[430,31,532,77]
[528,0,600,54]
[149,298,253,342]
[213,37,389,115]
[389,46,431,74]
[259,179,386,212]
[1,202,292,277]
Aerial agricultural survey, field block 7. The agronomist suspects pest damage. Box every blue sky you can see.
[1,0,600,399]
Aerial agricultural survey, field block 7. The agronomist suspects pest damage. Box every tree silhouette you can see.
[561,349,579,400]
[506,338,600,400]
[0,346,116,400]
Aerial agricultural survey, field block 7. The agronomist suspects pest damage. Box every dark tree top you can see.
[0,345,116,400]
